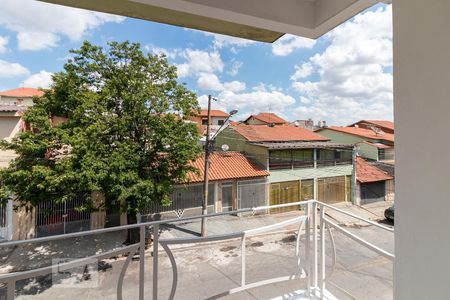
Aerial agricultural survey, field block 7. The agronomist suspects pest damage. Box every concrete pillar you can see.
[6,200,13,240]
[393,1,450,298]
[232,181,238,210]
[12,203,35,240]
[214,181,221,212]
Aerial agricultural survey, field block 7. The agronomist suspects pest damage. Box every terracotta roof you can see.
[187,152,269,183]
[352,120,394,131]
[0,87,44,97]
[246,112,287,124]
[197,109,229,117]
[356,157,393,183]
[321,126,394,142]
[234,124,329,142]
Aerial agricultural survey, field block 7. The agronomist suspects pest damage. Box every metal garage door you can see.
[361,181,386,204]
[270,181,300,213]
[318,176,346,204]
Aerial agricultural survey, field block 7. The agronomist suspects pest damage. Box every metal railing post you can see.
[139,225,145,300]
[241,235,246,287]
[7,279,15,300]
[319,205,326,299]
[312,201,318,295]
[305,202,311,295]
[153,224,159,300]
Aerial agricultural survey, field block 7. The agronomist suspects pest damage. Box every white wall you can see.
[0,117,22,140]
[0,96,34,106]
[394,0,450,298]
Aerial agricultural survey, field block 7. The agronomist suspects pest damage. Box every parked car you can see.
[384,204,395,222]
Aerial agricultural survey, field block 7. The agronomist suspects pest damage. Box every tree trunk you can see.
[125,212,140,244]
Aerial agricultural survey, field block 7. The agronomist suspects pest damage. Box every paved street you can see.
[1,206,394,300]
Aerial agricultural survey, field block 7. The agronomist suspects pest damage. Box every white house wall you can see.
[394,0,450,298]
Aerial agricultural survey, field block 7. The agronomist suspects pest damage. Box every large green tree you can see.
[0,41,201,240]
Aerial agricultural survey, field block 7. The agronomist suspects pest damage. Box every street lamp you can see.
[200,95,237,237]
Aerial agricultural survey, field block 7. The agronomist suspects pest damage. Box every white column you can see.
[6,200,13,240]
[214,181,219,213]
[393,1,450,298]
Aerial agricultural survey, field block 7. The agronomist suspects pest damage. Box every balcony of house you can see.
[378,147,395,162]
[0,200,394,300]
[257,142,354,171]
[316,149,353,168]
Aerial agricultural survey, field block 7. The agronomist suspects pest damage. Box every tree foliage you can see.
[0,41,201,216]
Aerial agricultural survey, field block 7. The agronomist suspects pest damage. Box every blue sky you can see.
[0,1,392,125]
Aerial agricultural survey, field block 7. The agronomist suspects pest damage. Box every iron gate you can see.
[36,194,91,237]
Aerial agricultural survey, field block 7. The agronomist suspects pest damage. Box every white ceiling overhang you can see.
[38,0,390,42]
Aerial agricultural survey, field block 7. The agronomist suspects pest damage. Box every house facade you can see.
[348,120,394,134]
[215,124,355,211]
[356,157,394,205]
[188,109,230,127]
[0,88,44,240]
[0,88,43,141]
[244,112,288,126]
[317,125,395,162]
[141,151,269,220]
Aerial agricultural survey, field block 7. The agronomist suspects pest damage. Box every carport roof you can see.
[357,157,393,183]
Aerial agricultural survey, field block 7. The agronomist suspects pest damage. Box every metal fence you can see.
[141,184,215,218]
[36,193,91,237]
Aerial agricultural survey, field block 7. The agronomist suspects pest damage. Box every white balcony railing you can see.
[0,200,394,299]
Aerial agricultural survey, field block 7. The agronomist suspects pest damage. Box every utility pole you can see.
[201,95,212,237]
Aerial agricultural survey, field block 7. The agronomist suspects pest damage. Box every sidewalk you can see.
[325,201,393,227]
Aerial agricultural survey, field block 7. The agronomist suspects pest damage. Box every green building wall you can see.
[215,127,268,168]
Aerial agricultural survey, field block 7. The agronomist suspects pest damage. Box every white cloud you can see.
[197,73,246,92]
[22,70,53,88]
[228,60,243,76]
[291,62,313,80]
[197,73,223,91]
[147,46,183,59]
[0,36,8,53]
[198,85,295,120]
[0,0,124,51]
[291,5,393,125]
[223,81,246,93]
[252,83,283,93]
[0,60,29,78]
[272,34,316,56]
[176,49,224,78]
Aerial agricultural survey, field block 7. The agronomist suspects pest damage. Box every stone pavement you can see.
[324,201,393,227]
[11,226,393,300]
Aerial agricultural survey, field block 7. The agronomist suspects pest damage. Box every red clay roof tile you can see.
[323,126,394,142]
[356,157,393,183]
[0,87,44,97]
[234,124,329,142]
[247,112,287,124]
[353,120,394,131]
[197,109,229,117]
[187,152,269,183]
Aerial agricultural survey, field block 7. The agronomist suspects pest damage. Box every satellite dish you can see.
[221,144,229,151]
